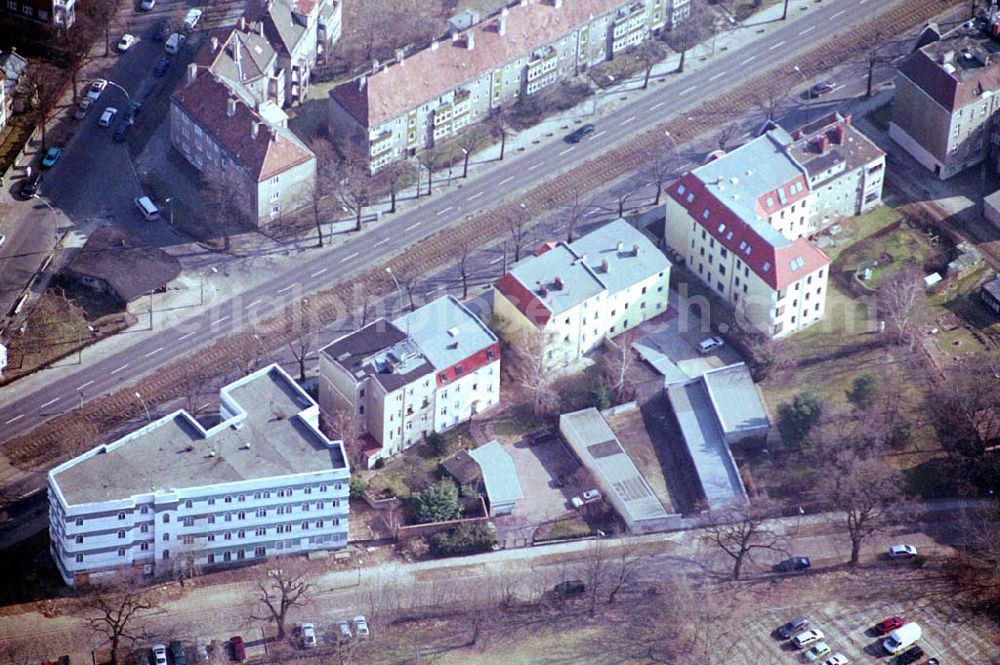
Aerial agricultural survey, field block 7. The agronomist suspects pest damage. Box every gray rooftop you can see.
[469,441,523,506]
[320,321,432,392]
[693,133,804,248]
[667,381,747,509]
[568,219,670,295]
[559,408,670,525]
[51,365,347,506]
[509,243,605,316]
[701,363,769,437]
[264,0,309,56]
[982,275,1000,302]
[394,295,497,372]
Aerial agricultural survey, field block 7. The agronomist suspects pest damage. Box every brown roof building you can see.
[66,227,182,305]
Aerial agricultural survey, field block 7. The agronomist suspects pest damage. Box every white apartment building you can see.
[493,218,671,367]
[328,0,689,171]
[663,131,831,338]
[319,296,500,468]
[48,365,350,587]
[170,69,316,227]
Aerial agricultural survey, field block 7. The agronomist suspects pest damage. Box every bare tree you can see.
[577,538,611,615]
[234,331,269,375]
[505,328,559,416]
[634,41,669,89]
[753,90,787,124]
[613,179,643,217]
[488,106,512,161]
[456,125,491,178]
[602,338,635,404]
[335,144,376,233]
[181,372,210,417]
[203,166,251,252]
[308,137,339,247]
[507,209,531,264]
[327,406,363,452]
[606,538,641,603]
[84,575,158,665]
[952,501,1000,611]
[456,243,472,299]
[641,140,678,206]
[663,0,716,73]
[374,161,410,214]
[810,447,902,566]
[702,499,786,580]
[715,121,742,152]
[248,566,313,640]
[396,266,422,311]
[877,267,927,350]
[925,351,1000,465]
[560,190,595,243]
[22,63,63,151]
[288,330,315,383]
[415,150,441,196]
[864,31,892,98]
[79,0,117,56]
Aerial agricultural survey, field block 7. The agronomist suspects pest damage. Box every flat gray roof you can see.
[394,295,497,371]
[559,408,669,524]
[701,363,769,437]
[568,218,670,295]
[469,441,523,506]
[52,365,348,505]
[667,381,747,509]
[508,243,605,316]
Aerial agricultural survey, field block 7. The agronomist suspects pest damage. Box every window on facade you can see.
[208,534,215,542]
[162,514,170,524]
[302,521,310,530]
[183,517,194,527]
[256,508,267,517]
[163,533,170,541]
[208,498,215,505]
[238,530,246,539]
[118,512,126,520]
[255,546,266,557]
[141,524,149,533]
[140,542,149,551]
[224,496,232,503]
[316,520,325,528]
[207,515,216,524]
[302,502,310,512]
[76,518,83,526]
[208,554,216,564]
[183,535,194,545]
[76,554,84,563]
[238,494,246,502]
[76,535,83,544]
[224,532,232,541]
[304,486,312,495]
[140,505,149,514]
[256,526,266,536]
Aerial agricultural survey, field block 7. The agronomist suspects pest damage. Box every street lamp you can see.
[385,267,405,317]
[164,197,174,225]
[200,266,217,306]
[77,324,95,364]
[32,193,62,244]
[134,391,151,422]
[793,66,812,124]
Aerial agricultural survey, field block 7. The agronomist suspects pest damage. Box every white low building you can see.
[48,365,350,586]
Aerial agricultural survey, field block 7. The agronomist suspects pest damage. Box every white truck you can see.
[882,622,922,655]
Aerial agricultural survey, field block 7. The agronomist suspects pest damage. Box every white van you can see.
[882,622,921,654]
[134,196,160,221]
[165,33,186,54]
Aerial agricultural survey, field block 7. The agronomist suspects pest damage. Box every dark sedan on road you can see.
[18,173,42,200]
[565,123,596,143]
[808,81,835,98]
[774,556,811,572]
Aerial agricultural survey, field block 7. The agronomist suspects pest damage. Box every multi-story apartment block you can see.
[319,296,500,468]
[260,0,341,105]
[48,365,350,586]
[2,0,75,30]
[170,68,316,227]
[328,0,688,171]
[197,23,286,109]
[1,49,28,132]
[890,19,1000,179]
[493,218,671,367]
[663,131,831,338]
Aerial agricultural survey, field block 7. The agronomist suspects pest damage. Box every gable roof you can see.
[701,363,770,438]
[194,25,278,104]
[66,226,182,303]
[331,0,633,127]
[262,0,310,57]
[171,73,314,180]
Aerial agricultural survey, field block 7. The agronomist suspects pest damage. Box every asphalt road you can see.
[0,0,932,443]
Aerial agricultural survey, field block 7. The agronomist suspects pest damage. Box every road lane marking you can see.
[709,72,724,82]
[767,40,786,51]
[468,191,484,200]
[406,222,422,231]
[681,86,696,95]
[178,331,196,341]
[590,131,605,139]
[528,162,542,171]
[489,257,503,265]
[243,299,262,310]
[584,210,600,217]
[277,284,296,294]
[649,101,665,111]
[435,206,454,216]
[217,315,231,323]
[832,9,846,18]
[78,380,95,390]
[619,116,636,126]
[745,54,757,64]
[558,146,576,156]
[341,252,359,263]
[111,363,129,375]
[310,268,328,278]
[40,397,59,408]
[4,415,24,425]
[799,25,815,35]
[859,0,869,3]
[144,346,164,358]
[499,176,514,185]
[375,237,390,246]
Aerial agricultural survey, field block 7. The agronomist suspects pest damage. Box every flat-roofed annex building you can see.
[48,365,350,586]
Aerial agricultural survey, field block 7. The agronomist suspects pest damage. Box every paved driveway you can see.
[499,438,581,531]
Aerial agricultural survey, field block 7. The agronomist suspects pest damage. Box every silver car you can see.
[337,619,352,642]
[353,615,369,639]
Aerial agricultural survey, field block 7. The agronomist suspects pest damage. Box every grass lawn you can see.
[535,516,591,541]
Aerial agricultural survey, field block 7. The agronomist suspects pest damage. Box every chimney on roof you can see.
[258,21,265,36]
[186,62,198,84]
[942,50,955,64]
[616,241,623,252]
[452,31,460,43]
[553,276,564,290]
[632,243,640,257]
[395,47,405,63]
[538,284,549,296]
[835,124,846,144]
[816,134,829,154]
[359,75,366,91]
[431,40,439,50]
[251,121,259,140]
[226,97,237,117]
[211,36,219,52]
[843,114,852,126]
[498,8,508,35]
[791,129,802,140]
[600,258,610,273]
[240,17,246,31]
[467,32,475,50]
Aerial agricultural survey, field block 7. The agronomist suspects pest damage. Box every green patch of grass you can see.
[493,405,545,437]
[535,516,591,541]
[836,225,936,290]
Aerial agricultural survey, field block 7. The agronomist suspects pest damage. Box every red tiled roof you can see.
[171,74,313,181]
[495,272,552,327]
[668,174,829,291]
[331,0,631,127]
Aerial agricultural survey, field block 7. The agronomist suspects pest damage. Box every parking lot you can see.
[500,437,582,527]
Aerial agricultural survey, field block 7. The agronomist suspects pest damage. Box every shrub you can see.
[589,380,612,411]
[349,476,367,500]
[846,373,878,411]
[412,479,461,524]
[460,484,480,499]
[430,523,495,556]
[777,393,822,445]
[372,457,386,469]
[427,431,449,456]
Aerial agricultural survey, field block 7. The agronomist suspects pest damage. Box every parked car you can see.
[565,123,596,144]
[165,33,186,54]
[99,107,118,128]
[896,646,925,665]
[301,622,316,649]
[803,641,832,662]
[229,636,245,662]
[777,616,810,639]
[698,335,725,354]
[337,620,353,643]
[571,489,601,508]
[889,544,917,559]
[0,234,6,248]
[73,98,93,119]
[41,147,61,169]
[792,629,825,649]
[883,622,922,655]
[153,57,170,77]
[808,81,835,98]
[87,79,108,101]
[775,556,811,572]
[183,8,203,29]
[151,645,167,665]
[140,0,155,9]
[874,616,905,636]
[353,615,369,639]
[117,33,136,52]
[168,641,186,665]
[114,120,131,143]
[19,172,42,199]
[552,580,586,596]
[821,655,848,665]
